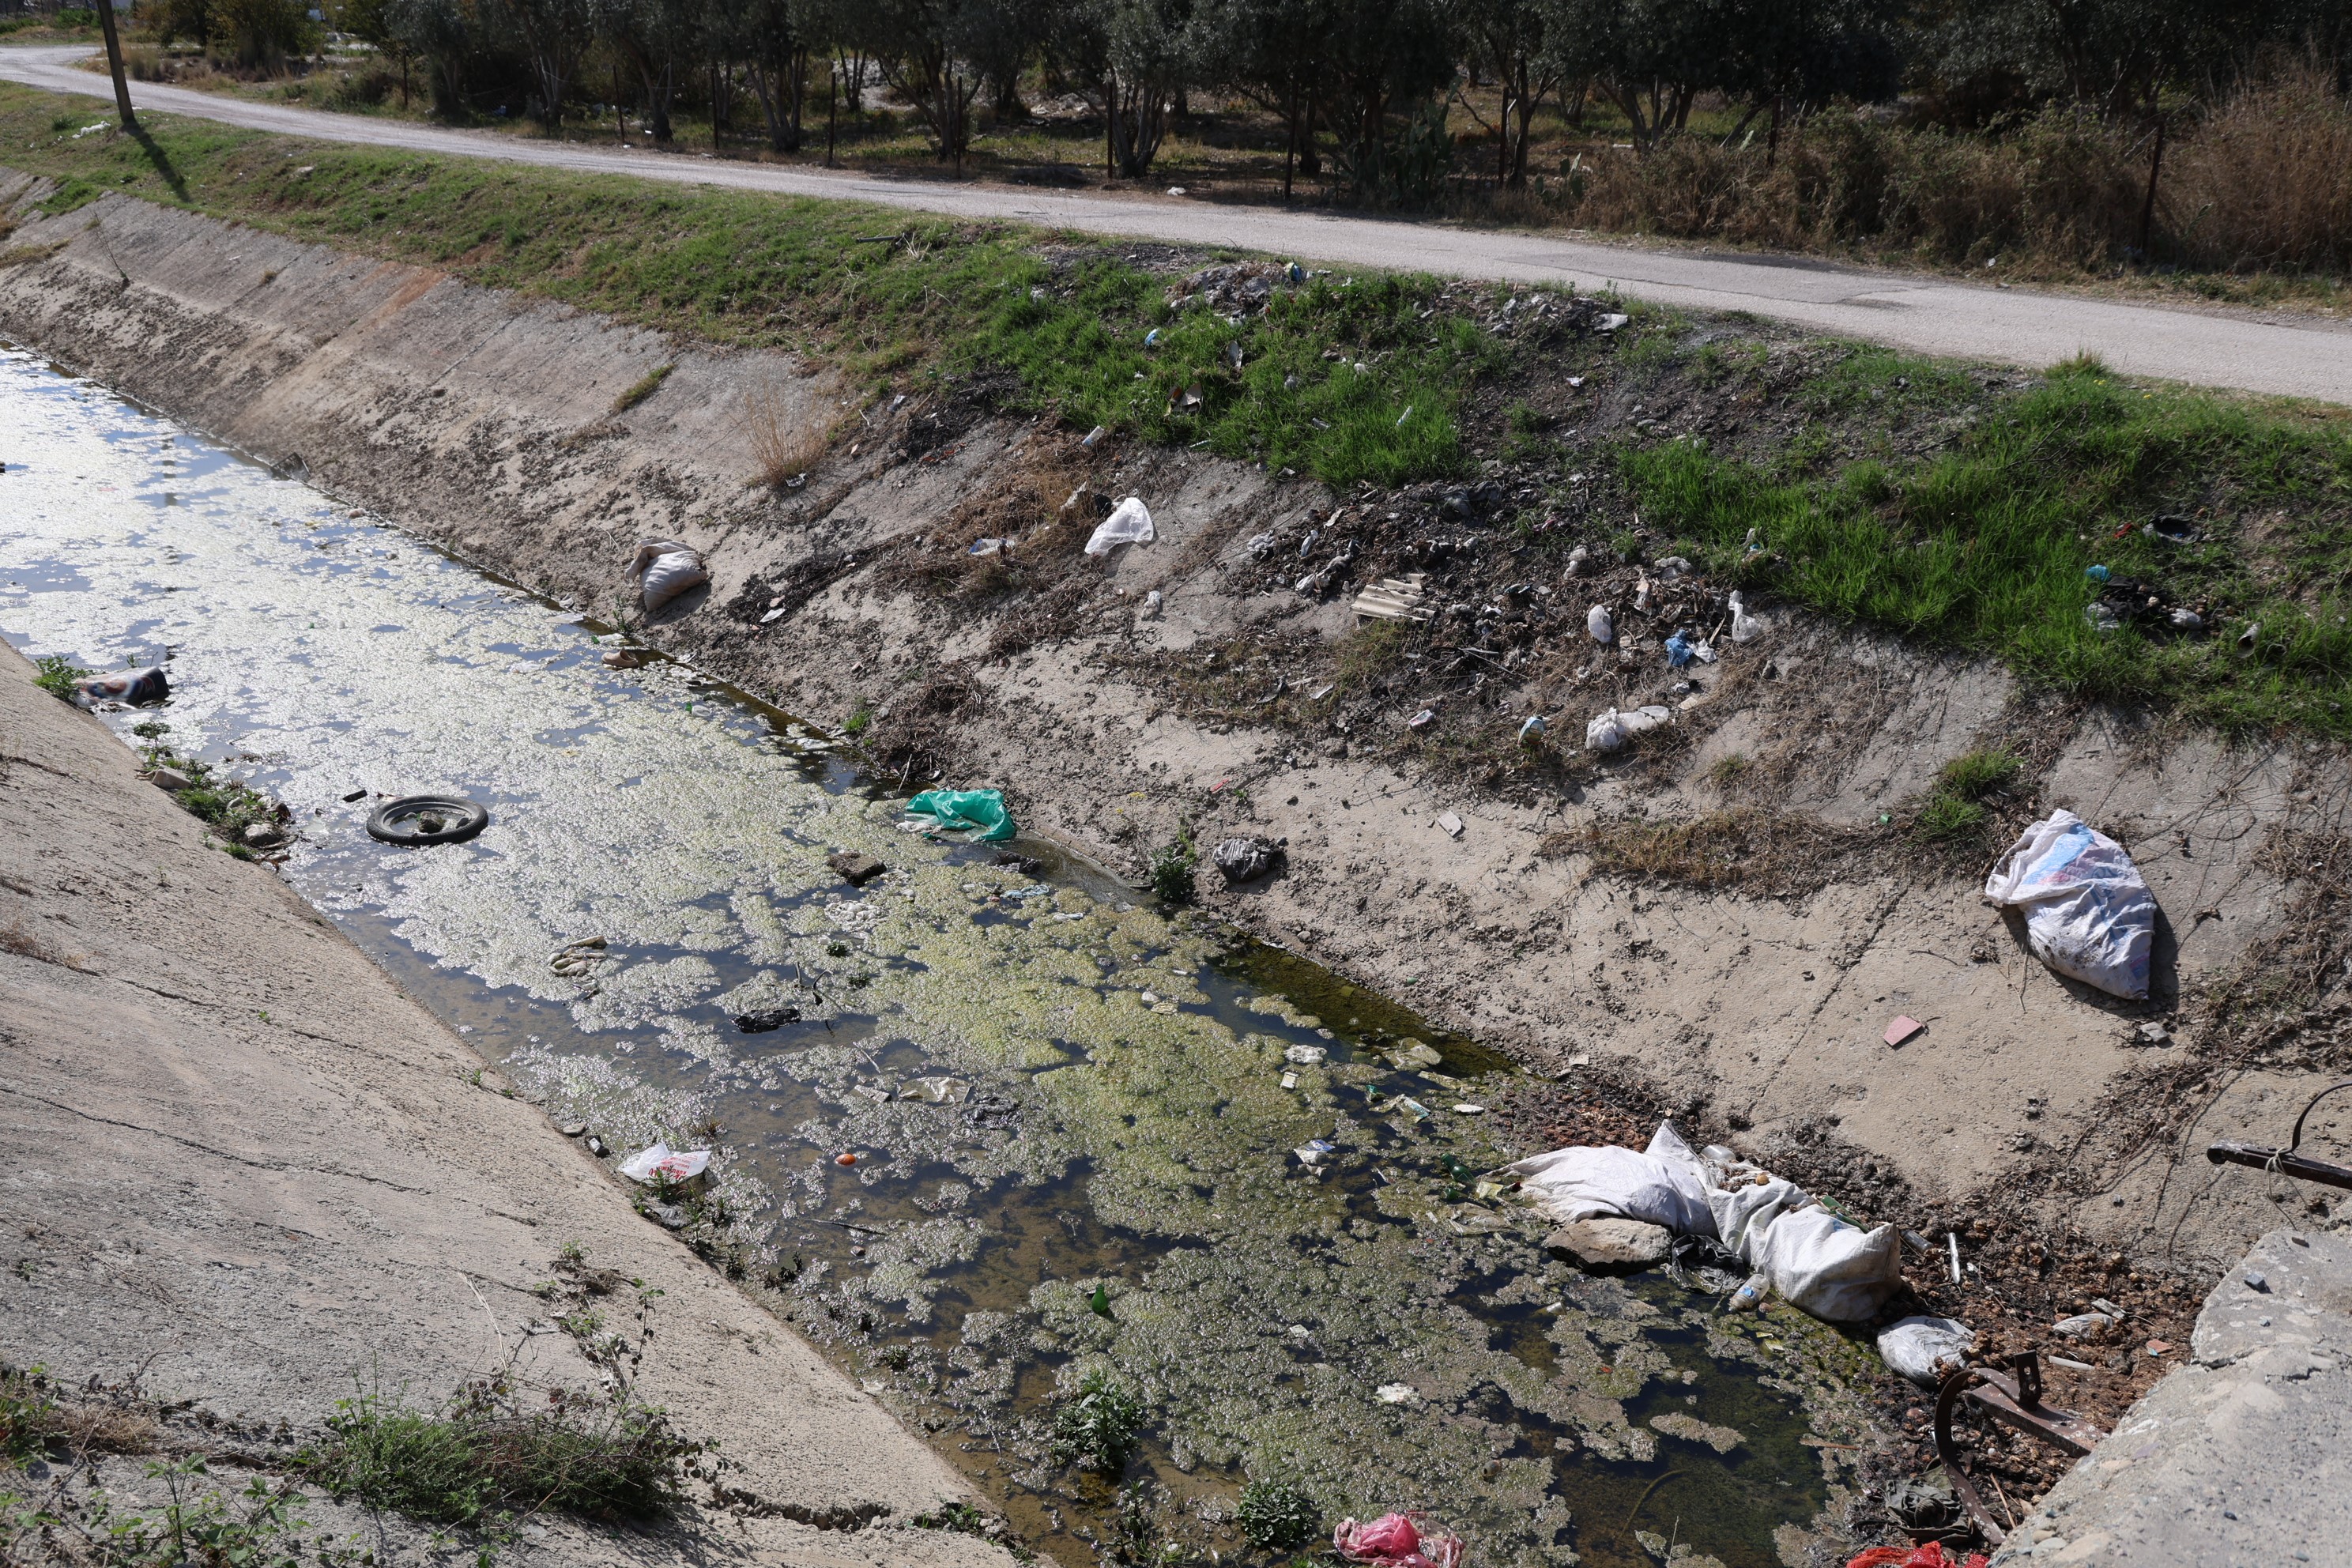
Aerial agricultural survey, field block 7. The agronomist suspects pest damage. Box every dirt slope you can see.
[0,646,1012,1562]
[2,173,2346,1292]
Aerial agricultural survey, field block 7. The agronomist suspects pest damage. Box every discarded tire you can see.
[366,795,489,846]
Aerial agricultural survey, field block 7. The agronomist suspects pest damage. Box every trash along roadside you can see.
[1981,809,2155,1001]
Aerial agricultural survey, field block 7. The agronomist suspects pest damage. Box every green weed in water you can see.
[1235,1477,1320,1551]
[31,653,88,703]
[1050,1370,1143,1476]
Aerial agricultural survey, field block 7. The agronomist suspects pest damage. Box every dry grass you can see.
[0,912,89,971]
[741,384,838,489]
[1548,807,1885,899]
[1547,67,2352,277]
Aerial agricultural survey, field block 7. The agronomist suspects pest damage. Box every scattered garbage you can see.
[834,1151,860,1167]
[1883,1015,1924,1047]
[1212,835,1283,884]
[1982,808,2156,1000]
[827,850,888,887]
[1877,1315,1975,1386]
[1084,497,1155,556]
[627,539,707,613]
[2169,607,2203,631]
[733,1006,801,1032]
[341,788,368,803]
[603,648,651,669]
[1295,1138,1336,1167]
[1081,424,1106,448]
[2236,620,2260,653]
[1585,604,1614,644]
[1846,1544,1989,1568]
[1596,313,1630,333]
[1517,714,1546,744]
[617,1142,710,1187]
[2147,514,2200,545]
[1564,544,1592,577]
[968,537,1012,556]
[1437,812,1464,839]
[72,665,168,708]
[1664,631,1694,667]
[2051,1311,2116,1338]
[1284,1043,1327,1065]
[1333,1510,1464,1568]
[1370,1385,1418,1407]
[903,788,1018,842]
[365,794,489,846]
[548,937,612,977]
[1584,704,1671,752]
[1408,708,1436,729]
[1351,573,1434,624]
[1728,590,1768,642]
[2084,564,2111,584]
[1503,1121,1902,1323]
[2084,601,2121,633]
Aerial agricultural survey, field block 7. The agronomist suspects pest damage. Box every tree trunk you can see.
[2137,112,2165,261]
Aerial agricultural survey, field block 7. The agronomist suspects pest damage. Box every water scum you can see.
[0,345,1882,1567]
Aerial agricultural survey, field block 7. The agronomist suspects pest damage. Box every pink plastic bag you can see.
[1333,1512,1465,1568]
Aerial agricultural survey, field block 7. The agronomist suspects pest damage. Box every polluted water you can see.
[0,343,1883,1566]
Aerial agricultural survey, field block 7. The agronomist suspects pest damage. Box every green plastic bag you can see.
[903,788,1018,843]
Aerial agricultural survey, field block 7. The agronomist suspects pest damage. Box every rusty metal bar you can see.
[1933,1354,2109,1544]
[2205,1140,2352,1191]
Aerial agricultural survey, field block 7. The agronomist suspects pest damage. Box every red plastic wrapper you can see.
[1334,1511,1467,1568]
[1845,1544,1990,1568]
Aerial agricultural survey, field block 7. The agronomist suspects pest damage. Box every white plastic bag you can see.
[617,1142,710,1186]
[1728,591,1768,643]
[1982,808,2156,1000]
[1878,1315,1976,1386]
[1746,1205,1902,1321]
[1502,1121,1717,1235]
[1084,497,1155,556]
[628,540,707,612]
[1586,604,1614,643]
[1585,705,1671,752]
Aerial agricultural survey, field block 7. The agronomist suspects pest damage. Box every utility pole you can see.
[96,0,138,132]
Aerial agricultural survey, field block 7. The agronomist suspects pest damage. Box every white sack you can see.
[1982,808,2155,1000]
[1878,1315,1976,1386]
[628,539,707,612]
[617,1142,711,1185]
[1745,1205,1902,1321]
[1587,704,1672,752]
[1085,497,1155,556]
[1586,604,1614,643]
[1503,1120,1716,1235]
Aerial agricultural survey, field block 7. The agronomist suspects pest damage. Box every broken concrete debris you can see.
[827,850,888,887]
[1547,1216,1672,1269]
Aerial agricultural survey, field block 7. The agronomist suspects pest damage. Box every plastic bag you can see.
[1584,705,1671,753]
[628,540,707,612]
[1846,1545,1989,1568]
[1333,1512,1464,1568]
[1746,1205,1902,1321]
[1878,1315,1976,1386]
[1502,1121,1717,1235]
[1982,808,2156,1000]
[1084,497,1155,556]
[1728,590,1768,642]
[903,788,1019,842]
[618,1142,710,1186]
[73,665,168,708]
[1586,604,1614,643]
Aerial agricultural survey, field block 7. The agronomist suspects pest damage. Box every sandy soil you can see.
[0,643,1015,1563]
[2,170,2346,1308]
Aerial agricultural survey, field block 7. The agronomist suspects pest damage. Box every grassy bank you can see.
[6,79,2352,741]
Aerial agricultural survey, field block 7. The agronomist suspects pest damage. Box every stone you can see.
[148,767,191,792]
[1548,1216,1673,1269]
[1212,835,1281,885]
[556,1121,588,1138]
[827,850,887,887]
[241,821,285,848]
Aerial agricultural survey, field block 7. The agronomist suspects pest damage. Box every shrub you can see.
[31,654,89,702]
[1049,1370,1142,1476]
[1148,837,1196,903]
[1235,1476,1319,1551]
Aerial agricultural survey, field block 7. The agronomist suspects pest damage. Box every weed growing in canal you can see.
[136,746,285,858]
[1048,1370,1143,1476]
[31,653,89,703]
[1913,746,2024,845]
[1148,836,1197,904]
[306,1378,701,1525]
[1234,1477,1320,1551]
[610,362,673,414]
[1,1365,58,1463]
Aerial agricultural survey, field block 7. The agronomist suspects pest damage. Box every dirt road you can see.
[5,43,2349,408]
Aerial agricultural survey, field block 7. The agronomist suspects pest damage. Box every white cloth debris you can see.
[1878,1315,1976,1386]
[1503,1121,1902,1324]
[1084,496,1155,556]
[1584,704,1672,753]
[1982,808,2156,1000]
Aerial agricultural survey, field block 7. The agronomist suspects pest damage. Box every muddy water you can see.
[0,345,1877,1568]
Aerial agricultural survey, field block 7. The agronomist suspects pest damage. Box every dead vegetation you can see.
[0,910,90,971]
[741,383,836,489]
[1550,807,1886,897]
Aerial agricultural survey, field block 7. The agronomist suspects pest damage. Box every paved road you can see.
[9,43,2350,406]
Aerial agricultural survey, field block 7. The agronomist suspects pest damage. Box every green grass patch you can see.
[1049,1369,1144,1476]
[0,82,1498,486]
[1148,836,1197,904]
[306,1383,698,1525]
[1626,357,2352,735]
[609,361,672,413]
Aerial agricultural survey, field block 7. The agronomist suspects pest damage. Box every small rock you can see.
[1548,1217,1672,1269]
[645,1201,688,1231]
[241,820,285,848]
[827,850,888,887]
[557,1121,588,1138]
[148,767,192,792]
[1437,811,1464,839]
[1212,835,1282,885]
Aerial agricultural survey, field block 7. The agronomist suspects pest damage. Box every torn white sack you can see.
[1982,808,2156,1000]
